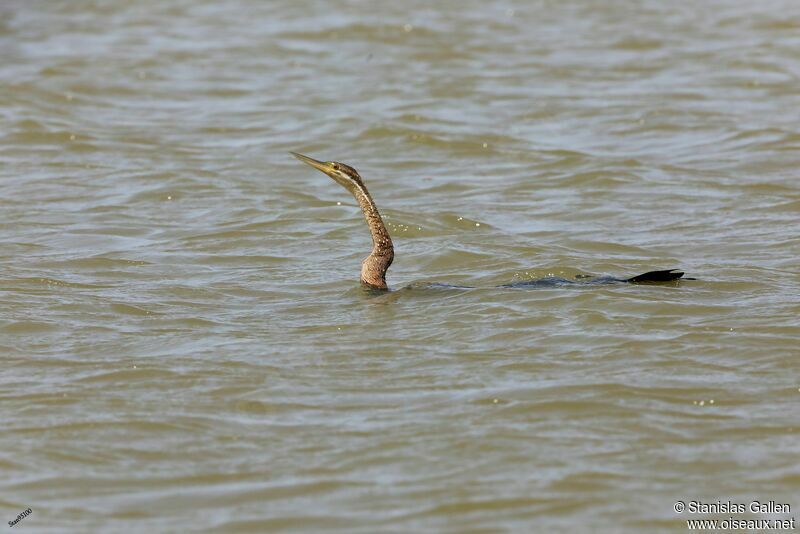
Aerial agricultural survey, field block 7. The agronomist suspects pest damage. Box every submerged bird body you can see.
[501,268,686,288]
[291,152,689,290]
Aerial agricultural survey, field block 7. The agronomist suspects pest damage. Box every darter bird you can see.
[291,152,690,290]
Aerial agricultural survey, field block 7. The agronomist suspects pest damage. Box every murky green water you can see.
[1,1,799,532]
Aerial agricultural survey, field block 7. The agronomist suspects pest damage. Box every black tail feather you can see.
[627,269,686,283]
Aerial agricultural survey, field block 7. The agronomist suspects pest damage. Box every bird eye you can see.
[331,163,340,171]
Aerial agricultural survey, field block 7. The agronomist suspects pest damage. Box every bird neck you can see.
[349,182,393,290]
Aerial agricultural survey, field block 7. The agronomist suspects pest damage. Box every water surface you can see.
[1,0,799,532]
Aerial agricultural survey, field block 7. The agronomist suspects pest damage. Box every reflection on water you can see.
[1,0,799,531]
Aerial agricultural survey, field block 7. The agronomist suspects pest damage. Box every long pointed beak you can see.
[290,152,332,175]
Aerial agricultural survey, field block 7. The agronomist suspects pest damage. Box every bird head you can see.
[290,152,364,193]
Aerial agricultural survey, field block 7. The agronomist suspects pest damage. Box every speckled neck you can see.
[348,182,393,290]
